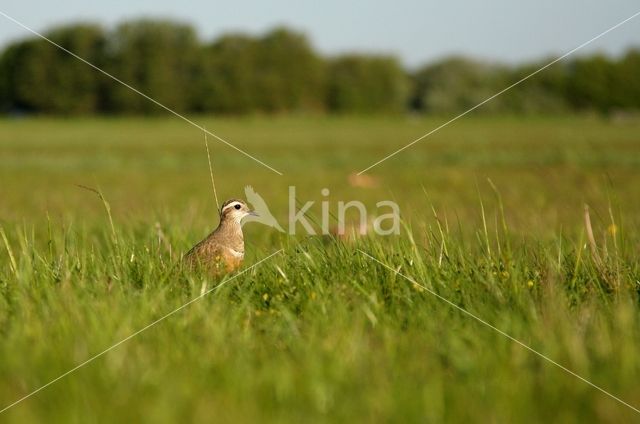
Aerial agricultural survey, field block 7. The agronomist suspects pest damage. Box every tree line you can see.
[0,19,639,115]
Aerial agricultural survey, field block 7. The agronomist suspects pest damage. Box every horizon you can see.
[1,1,639,68]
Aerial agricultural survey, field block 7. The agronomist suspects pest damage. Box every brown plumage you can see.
[184,199,256,275]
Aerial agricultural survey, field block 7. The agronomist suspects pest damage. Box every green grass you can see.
[1,115,640,422]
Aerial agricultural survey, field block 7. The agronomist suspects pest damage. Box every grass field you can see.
[1,115,640,422]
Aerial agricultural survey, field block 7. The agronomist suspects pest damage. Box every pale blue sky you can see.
[1,1,639,68]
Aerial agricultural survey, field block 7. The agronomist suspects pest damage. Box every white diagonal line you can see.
[357,10,640,175]
[358,249,640,414]
[204,130,220,211]
[0,249,283,415]
[0,10,283,176]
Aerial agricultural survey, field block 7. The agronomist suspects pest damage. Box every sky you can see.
[0,1,639,68]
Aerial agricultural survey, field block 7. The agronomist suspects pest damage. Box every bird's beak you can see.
[248,210,259,217]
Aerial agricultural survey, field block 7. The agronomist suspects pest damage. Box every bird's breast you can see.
[226,247,244,259]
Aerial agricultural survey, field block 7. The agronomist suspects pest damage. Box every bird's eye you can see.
[234,204,241,210]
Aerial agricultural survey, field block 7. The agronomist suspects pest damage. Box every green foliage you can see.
[253,28,326,112]
[194,28,326,114]
[1,217,640,422]
[0,46,14,112]
[410,51,640,115]
[327,55,409,113]
[608,49,640,111]
[0,19,639,115]
[566,55,617,112]
[0,24,106,114]
[194,34,259,114]
[1,116,640,420]
[500,59,570,114]
[564,51,640,113]
[103,19,200,114]
[411,56,574,114]
[411,57,508,113]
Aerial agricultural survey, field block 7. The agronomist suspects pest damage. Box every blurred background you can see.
[0,1,640,240]
[1,1,640,116]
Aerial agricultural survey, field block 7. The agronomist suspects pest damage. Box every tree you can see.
[104,19,200,114]
[253,28,326,112]
[1,18,639,116]
[411,57,508,114]
[0,45,16,112]
[0,24,106,114]
[502,58,569,114]
[194,28,326,114]
[611,49,640,110]
[194,34,259,113]
[327,55,408,113]
[566,54,616,112]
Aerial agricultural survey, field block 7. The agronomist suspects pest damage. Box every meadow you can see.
[1,115,640,422]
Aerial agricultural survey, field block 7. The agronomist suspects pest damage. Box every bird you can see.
[242,185,285,232]
[183,199,258,275]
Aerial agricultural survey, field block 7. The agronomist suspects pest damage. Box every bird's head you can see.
[220,199,258,224]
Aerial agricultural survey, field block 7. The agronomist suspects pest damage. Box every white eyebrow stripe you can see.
[222,201,242,212]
